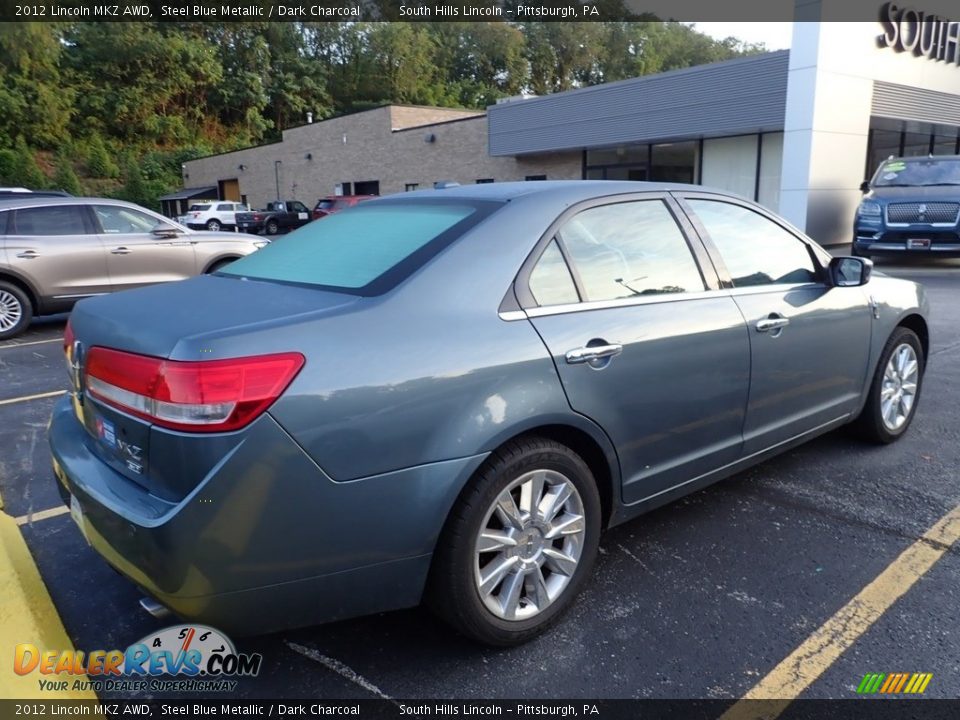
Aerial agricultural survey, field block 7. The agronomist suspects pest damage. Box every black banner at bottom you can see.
[2,699,959,720]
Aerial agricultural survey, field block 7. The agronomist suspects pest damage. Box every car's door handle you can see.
[756,315,790,333]
[110,247,131,254]
[15,250,39,259]
[565,343,623,364]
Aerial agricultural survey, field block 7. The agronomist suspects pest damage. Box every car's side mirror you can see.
[859,181,871,193]
[152,225,182,239]
[830,256,873,287]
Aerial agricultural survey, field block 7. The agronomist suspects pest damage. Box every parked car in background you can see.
[236,200,312,235]
[175,199,217,226]
[49,181,928,646]
[0,196,267,339]
[312,194,374,220]
[182,201,250,232]
[854,155,960,258]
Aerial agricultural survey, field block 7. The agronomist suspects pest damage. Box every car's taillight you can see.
[84,348,304,433]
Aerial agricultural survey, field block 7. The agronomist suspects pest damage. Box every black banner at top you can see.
[3,0,956,22]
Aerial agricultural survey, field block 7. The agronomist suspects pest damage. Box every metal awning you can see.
[158,186,218,201]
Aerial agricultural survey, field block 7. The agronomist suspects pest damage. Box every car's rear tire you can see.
[0,281,33,340]
[206,219,221,231]
[427,437,601,646]
[851,327,924,444]
[265,220,279,235]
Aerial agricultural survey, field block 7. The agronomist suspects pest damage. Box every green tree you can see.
[0,23,74,149]
[84,135,120,179]
[52,154,84,195]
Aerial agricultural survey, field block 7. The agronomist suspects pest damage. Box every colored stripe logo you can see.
[857,673,933,694]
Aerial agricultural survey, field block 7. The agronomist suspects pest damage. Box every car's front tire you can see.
[852,326,924,443]
[427,437,601,646]
[206,219,222,231]
[0,281,33,340]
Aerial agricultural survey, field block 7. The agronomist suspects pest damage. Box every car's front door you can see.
[5,204,110,303]
[520,195,752,505]
[93,204,198,291]
[679,195,873,454]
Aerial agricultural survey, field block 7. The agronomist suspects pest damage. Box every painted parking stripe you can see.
[15,506,70,526]
[0,389,66,406]
[721,503,960,719]
[0,508,97,699]
[0,337,63,349]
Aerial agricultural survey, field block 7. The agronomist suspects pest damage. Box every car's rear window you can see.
[316,199,335,210]
[219,200,497,295]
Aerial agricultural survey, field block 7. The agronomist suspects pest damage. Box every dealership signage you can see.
[879,2,960,65]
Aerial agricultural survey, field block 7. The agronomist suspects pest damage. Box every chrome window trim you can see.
[522,282,824,319]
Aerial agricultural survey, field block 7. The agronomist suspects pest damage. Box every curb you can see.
[0,494,97,700]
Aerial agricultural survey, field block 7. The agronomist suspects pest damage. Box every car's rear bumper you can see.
[48,396,486,634]
[236,222,264,234]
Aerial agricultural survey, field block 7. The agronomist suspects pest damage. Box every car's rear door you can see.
[5,203,110,303]
[676,193,872,454]
[93,204,198,291]
[518,193,751,505]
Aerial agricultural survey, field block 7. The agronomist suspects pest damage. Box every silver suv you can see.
[0,196,268,339]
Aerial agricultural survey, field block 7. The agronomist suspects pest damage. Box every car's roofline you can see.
[0,196,147,210]
[385,180,730,204]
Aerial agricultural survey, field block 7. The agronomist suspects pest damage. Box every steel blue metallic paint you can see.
[48,181,930,634]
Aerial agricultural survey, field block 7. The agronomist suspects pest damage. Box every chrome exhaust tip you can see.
[139,597,171,619]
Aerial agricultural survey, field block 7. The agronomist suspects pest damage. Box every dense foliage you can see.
[0,20,764,208]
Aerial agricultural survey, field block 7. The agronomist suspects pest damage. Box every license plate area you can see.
[907,238,931,250]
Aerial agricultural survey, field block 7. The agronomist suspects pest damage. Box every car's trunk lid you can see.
[66,275,360,500]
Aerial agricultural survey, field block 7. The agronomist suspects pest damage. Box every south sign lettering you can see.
[878,2,960,65]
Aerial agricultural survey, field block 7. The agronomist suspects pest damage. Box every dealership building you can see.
[181,11,960,246]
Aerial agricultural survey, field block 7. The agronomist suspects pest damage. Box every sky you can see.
[690,22,794,50]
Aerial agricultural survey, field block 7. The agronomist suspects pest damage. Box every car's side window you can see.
[291,202,309,214]
[529,239,579,306]
[13,205,87,236]
[217,204,232,211]
[687,199,818,288]
[557,200,705,302]
[94,205,165,234]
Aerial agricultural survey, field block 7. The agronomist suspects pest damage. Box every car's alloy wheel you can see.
[428,437,601,646]
[206,219,221,231]
[0,282,32,340]
[852,326,924,443]
[474,469,585,621]
[266,220,279,235]
[880,343,919,432]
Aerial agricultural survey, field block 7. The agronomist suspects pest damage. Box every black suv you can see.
[853,155,960,258]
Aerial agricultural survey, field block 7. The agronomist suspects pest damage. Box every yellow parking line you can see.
[0,511,97,699]
[15,506,70,526]
[721,504,960,720]
[0,337,63,349]
[0,390,66,406]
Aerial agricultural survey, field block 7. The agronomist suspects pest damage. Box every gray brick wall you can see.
[181,106,581,210]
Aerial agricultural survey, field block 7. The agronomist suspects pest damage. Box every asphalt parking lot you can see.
[2,257,959,702]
